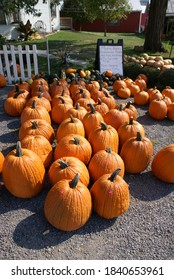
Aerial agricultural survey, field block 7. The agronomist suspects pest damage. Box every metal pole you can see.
[46,37,50,74]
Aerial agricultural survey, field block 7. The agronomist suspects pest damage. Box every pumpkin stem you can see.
[70,114,75,123]
[97,98,102,105]
[88,103,96,114]
[73,136,80,145]
[118,104,123,111]
[15,141,23,157]
[125,101,132,108]
[100,121,108,131]
[58,96,65,104]
[31,120,38,129]
[136,131,142,141]
[69,173,80,189]
[106,147,112,153]
[58,159,69,169]
[31,100,37,108]
[75,103,80,110]
[108,168,121,182]
[129,116,134,125]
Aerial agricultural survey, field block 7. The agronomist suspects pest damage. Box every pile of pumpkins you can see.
[124,53,174,71]
[0,69,174,232]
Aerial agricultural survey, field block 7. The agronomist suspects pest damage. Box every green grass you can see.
[13,30,173,74]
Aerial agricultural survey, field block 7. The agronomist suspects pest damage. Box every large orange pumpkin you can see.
[44,173,92,231]
[2,141,45,198]
[90,168,130,219]
[120,131,153,173]
[151,144,174,183]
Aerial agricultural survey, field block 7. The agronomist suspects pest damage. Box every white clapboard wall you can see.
[0,44,50,84]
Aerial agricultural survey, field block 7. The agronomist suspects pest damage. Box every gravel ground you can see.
[0,85,173,260]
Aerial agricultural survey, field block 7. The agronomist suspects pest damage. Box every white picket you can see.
[0,44,50,84]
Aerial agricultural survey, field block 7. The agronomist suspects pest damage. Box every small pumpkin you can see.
[54,134,92,165]
[149,98,167,120]
[88,147,125,182]
[51,97,73,124]
[82,104,104,138]
[167,103,174,121]
[56,115,85,142]
[94,98,109,117]
[18,119,55,143]
[48,156,90,187]
[118,117,145,149]
[0,73,7,88]
[64,103,87,122]
[21,135,53,169]
[104,104,129,131]
[88,121,119,154]
[20,100,51,124]
[90,168,130,219]
[4,92,27,116]
[44,173,92,231]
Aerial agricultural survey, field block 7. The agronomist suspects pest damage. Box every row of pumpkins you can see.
[0,71,174,232]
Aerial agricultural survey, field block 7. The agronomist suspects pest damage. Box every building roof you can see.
[129,0,149,13]
[166,0,174,16]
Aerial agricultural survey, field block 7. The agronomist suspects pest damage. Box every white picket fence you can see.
[0,43,50,84]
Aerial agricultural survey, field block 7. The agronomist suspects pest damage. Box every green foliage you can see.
[16,20,36,41]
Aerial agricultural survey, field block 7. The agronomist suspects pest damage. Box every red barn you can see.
[72,0,149,33]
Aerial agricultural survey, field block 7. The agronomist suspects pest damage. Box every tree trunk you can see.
[144,0,168,52]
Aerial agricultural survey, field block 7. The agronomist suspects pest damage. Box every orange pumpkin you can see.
[151,144,174,183]
[120,131,153,174]
[54,134,92,165]
[90,168,130,219]
[0,151,5,173]
[44,173,92,231]
[88,147,125,182]
[2,141,45,198]
[88,121,119,154]
[48,156,90,187]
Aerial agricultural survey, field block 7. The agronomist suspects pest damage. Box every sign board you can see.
[95,38,124,76]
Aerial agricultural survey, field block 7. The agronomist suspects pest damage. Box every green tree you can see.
[61,0,132,35]
[0,0,61,22]
[144,0,169,52]
[61,0,90,31]
[85,0,132,36]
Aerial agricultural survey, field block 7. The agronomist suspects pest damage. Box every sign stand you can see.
[95,38,124,76]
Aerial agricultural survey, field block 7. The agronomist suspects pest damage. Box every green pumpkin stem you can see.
[100,121,108,131]
[31,120,38,129]
[106,147,112,153]
[73,136,80,145]
[31,100,37,108]
[70,114,75,123]
[118,104,123,111]
[69,173,80,189]
[97,98,102,105]
[125,101,132,108]
[129,116,134,125]
[15,141,23,157]
[108,168,121,182]
[75,103,80,110]
[58,96,65,104]
[58,159,69,169]
[88,103,96,114]
[137,131,142,141]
